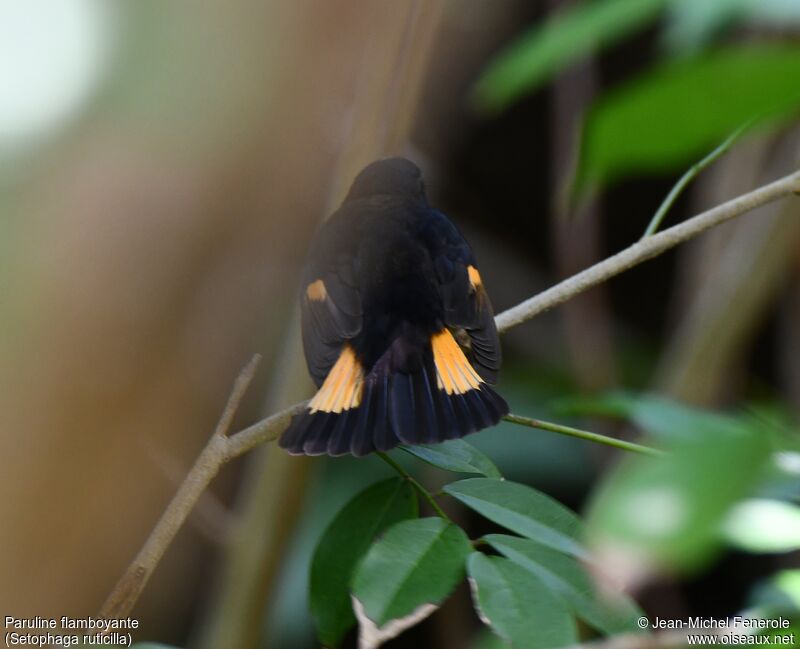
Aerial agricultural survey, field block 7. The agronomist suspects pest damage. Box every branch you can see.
[495,168,800,332]
[99,355,262,620]
[99,168,800,620]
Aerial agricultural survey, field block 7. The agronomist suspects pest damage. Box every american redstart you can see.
[280,157,508,456]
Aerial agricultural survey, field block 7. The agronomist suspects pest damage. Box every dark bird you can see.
[279,157,508,456]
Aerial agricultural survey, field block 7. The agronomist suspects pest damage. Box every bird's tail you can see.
[279,329,508,457]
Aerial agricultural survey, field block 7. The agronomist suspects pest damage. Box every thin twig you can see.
[503,413,664,457]
[99,168,800,620]
[377,451,452,521]
[98,355,261,620]
[215,355,262,437]
[496,168,800,332]
[223,401,307,461]
[642,125,747,239]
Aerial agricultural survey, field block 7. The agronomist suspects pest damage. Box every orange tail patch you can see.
[308,345,364,413]
[467,265,482,291]
[431,329,483,395]
[306,279,327,301]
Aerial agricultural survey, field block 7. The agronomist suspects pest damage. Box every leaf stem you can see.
[377,452,452,521]
[503,413,665,457]
[642,124,747,239]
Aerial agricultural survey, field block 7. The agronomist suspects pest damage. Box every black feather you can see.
[432,383,461,441]
[463,389,494,430]
[448,392,477,439]
[278,411,311,454]
[302,412,337,456]
[414,361,441,443]
[479,384,509,420]
[350,381,376,457]
[390,371,417,444]
[372,373,398,452]
[327,409,355,456]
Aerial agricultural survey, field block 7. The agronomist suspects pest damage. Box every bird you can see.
[279,157,508,456]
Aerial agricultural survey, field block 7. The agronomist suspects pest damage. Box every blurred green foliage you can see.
[724,499,800,553]
[751,570,800,615]
[472,0,668,113]
[580,45,800,188]
[559,393,789,570]
[473,0,800,190]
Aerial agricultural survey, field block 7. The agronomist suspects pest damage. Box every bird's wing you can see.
[424,210,501,384]
[300,224,363,387]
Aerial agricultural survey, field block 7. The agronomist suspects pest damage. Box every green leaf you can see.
[484,534,643,635]
[468,553,577,649]
[310,478,417,648]
[401,439,502,478]
[724,499,800,553]
[750,569,800,614]
[473,0,668,113]
[444,478,586,558]
[352,517,472,628]
[580,44,800,188]
[587,411,771,570]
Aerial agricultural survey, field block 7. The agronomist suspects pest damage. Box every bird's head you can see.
[344,157,426,202]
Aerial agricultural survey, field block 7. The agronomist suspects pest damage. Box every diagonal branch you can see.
[99,167,800,621]
[99,356,261,620]
[495,168,800,332]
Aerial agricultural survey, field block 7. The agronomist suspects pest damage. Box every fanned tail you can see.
[279,330,508,457]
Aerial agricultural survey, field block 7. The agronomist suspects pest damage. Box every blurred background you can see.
[2,1,800,647]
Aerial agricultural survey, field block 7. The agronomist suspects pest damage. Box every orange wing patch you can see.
[306,279,327,302]
[309,345,364,413]
[431,329,482,395]
[467,265,482,292]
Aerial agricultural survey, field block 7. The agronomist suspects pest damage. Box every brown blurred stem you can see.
[99,167,800,621]
[548,0,615,392]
